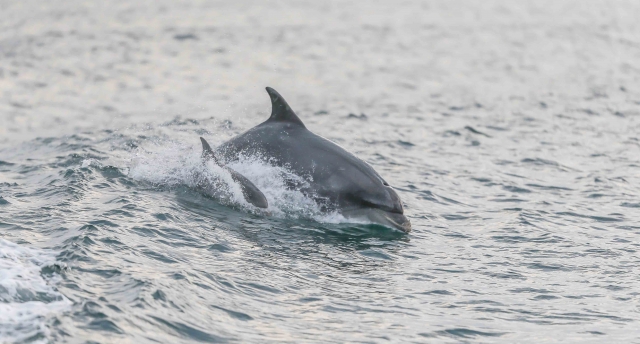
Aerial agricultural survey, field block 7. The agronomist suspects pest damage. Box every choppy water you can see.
[2,0,640,342]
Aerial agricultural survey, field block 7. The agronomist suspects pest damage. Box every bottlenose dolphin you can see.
[199,87,411,232]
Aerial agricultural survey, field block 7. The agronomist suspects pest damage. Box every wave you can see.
[0,239,71,343]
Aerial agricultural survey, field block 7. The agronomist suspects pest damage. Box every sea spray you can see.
[127,140,349,223]
[0,239,70,343]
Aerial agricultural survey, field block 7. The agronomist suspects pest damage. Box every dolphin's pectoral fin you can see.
[227,169,269,209]
[199,137,269,209]
[265,87,306,128]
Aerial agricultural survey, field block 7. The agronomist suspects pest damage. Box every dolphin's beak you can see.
[342,208,411,233]
[381,211,412,233]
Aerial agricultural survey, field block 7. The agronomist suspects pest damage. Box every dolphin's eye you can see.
[381,179,389,186]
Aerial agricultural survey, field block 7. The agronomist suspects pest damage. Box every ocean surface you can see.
[1,0,640,343]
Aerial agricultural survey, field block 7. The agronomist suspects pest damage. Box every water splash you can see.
[126,140,348,223]
[0,239,71,343]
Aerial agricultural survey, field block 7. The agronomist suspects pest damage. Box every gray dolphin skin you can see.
[203,87,411,232]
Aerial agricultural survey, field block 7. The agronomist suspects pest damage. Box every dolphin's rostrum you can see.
[201,87,411,232]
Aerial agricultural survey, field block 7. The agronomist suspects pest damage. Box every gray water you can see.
[2,0,640,343]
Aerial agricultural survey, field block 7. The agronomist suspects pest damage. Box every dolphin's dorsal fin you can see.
[200,137,221,165]
[266,87,306,128]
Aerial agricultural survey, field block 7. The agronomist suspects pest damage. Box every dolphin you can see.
[200,87,411,232]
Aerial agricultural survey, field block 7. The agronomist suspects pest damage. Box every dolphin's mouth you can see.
[341,208,411,233]
[379,211,412,233]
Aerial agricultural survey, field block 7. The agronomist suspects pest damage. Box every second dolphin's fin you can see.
[200,137,220,165]
[199,137,268,209]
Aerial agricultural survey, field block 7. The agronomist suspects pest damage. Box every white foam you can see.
[0,239,71,343]
[127,140,350,224]
[81,158,108,169]
[127,141,247,207]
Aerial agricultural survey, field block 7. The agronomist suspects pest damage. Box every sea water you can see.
[1,0,639,342]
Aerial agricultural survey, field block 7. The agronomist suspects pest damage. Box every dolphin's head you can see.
[338,179,411,233]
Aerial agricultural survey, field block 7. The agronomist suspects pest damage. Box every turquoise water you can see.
[1,0,640,342]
